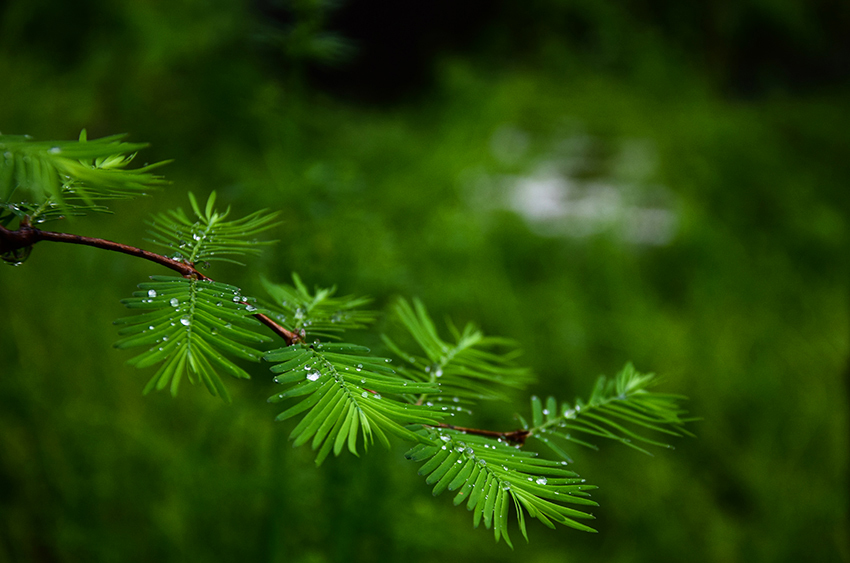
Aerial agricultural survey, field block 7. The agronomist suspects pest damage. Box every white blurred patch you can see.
[467,129,679,246]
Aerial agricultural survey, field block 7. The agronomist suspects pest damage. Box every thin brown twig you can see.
[433,422,530,446]
[0,222,302,345]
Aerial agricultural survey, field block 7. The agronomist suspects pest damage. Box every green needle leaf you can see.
[114,277,271,401]
[265,342,445,463]
[406,428,597,546]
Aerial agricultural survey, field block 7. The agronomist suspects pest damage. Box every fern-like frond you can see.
[525,363,692,460]
[406,428,598,547]
[261,274,375,339]
[146,192,279,266]
[0,130,168,222]
[265,343,445,464]
[114,276,272,402]
[383,298,532,402]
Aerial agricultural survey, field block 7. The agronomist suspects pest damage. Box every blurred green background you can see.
[1,1,848,561]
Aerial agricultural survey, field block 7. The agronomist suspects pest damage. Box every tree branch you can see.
[433,423,530,446]
[0,222,302,345]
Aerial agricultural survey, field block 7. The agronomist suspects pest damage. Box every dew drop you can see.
[170,298,179,307]
[148,289,157,298]
[361,391,368,398]
[306,371,321,382]
[536,477,548,485]
[48,146,61,154]
[180,317,191,326]
[439,435,451,442]
[245,304,257,312]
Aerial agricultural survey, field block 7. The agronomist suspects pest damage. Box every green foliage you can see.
[0,130,168,224]
[1,129,692,549]
[265,343,443,464]
[383,298,533,402]
[525,363,693,460]
[111,192,281,402]
[146,191,280,266]
[403,362,687,544]
[114,276,272,402]
[407,429,598,547]
[261,274,376,339]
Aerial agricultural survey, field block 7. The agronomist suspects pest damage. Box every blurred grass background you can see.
[1,1,848,561]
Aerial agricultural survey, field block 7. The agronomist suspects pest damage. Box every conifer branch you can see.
[2,129,694,546]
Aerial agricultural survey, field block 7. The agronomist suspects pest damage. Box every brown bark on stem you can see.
[434,423,530,446]
[0,222,302,345]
